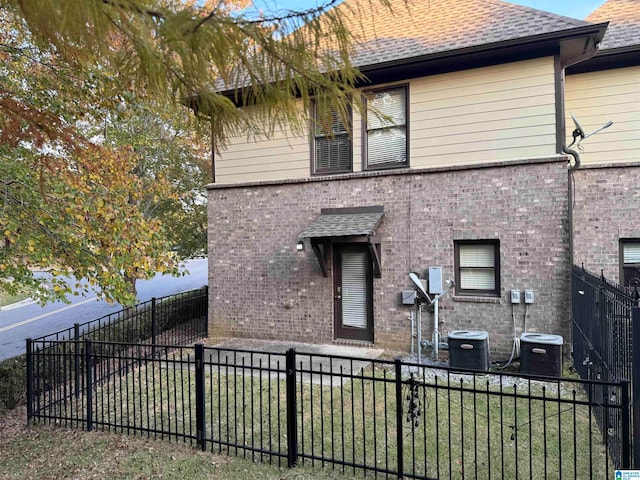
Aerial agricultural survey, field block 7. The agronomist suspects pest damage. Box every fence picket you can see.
[285,348,298,468]
[633,307,640,468]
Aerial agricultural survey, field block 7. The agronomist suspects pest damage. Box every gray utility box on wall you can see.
[520,333,563,377]
[448,330,489,371]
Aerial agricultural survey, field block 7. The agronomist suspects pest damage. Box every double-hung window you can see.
[455,240,500,297]
[364,86,408,169]
[313,103,352,174]
[620,239,640,288]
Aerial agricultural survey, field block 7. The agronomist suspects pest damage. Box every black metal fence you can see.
[572,264,639,466]
[26,287,208,417]
[27,341,631,479]
[572,265,637,383]
[33,286,209,347]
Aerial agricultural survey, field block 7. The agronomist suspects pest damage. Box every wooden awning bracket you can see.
[310,237,381,278]
[368,236,382,278]
[311,240,329,277]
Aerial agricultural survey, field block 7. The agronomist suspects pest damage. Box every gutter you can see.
[213,23,610,102]
[358,23,610,75]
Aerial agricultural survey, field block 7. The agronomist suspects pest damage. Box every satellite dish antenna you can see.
[568,113,613,148]
[409,272,432,304]
[570,113,585,140]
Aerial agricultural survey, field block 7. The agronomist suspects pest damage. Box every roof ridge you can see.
[480,0,590,27]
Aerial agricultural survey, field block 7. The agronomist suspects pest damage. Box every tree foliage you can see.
[0,0,392,304]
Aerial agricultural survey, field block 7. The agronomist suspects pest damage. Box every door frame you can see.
[333,244,374,342]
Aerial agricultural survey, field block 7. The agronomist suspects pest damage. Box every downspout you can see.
[563,145,580,268]
[210,119,216,184]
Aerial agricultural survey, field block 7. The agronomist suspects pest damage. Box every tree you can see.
[101,100,210,259]
[0,4,183,304]
[0,0,392,304]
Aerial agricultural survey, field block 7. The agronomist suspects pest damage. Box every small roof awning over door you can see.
[298,206,384,277]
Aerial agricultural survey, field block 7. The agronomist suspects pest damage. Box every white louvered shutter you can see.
[459,244,496,290]
[341,251,368,329]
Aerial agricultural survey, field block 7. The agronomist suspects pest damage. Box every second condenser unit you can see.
[520,333,564,376]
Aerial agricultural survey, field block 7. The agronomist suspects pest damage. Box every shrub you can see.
[0,354,26,415]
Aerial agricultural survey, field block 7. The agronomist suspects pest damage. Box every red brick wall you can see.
[207,159,570,358]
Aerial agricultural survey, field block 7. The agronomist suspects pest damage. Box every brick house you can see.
[206,0,636,358]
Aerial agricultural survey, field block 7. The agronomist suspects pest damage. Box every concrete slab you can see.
[206,338,385,386]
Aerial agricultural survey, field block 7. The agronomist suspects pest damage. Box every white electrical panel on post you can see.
[428,267,443,295]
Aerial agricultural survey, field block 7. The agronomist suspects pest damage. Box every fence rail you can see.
[27,340,631,479]
[26,287,208,419]
[571,264,639,467]
[572,265,637,383]
[32,286,209,347]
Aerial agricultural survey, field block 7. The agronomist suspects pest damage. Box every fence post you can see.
[26,338,33,421]
[395,358,404,479]
[85,339,93,432]
[74,323,80,397]
[621,379,631,469]
[151,297,157,358]
[195,343,206,451]
[204,286,209,338]
[285,348,298,468]
[632,307,640,468]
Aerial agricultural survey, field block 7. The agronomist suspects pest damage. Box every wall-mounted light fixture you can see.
[296,241,305,252]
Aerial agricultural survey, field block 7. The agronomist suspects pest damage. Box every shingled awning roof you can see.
[299,206,384,277]
[298,207,384,239]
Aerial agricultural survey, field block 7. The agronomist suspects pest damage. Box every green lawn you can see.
[0,407,346,480]
[29,353,617,480]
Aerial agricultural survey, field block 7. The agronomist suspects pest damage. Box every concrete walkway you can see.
[207,338,385,386]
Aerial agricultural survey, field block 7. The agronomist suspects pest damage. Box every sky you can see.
[249,0,605,20]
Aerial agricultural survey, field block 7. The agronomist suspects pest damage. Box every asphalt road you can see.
[0,258,208,361]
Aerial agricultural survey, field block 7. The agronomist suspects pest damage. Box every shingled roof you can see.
[329,0,592,69]
[586,0,640,50]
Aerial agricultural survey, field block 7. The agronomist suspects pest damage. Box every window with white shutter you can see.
[313,103,352,174]
[364,86,408,169]
[455,240,500,296]
[621,240,640,288]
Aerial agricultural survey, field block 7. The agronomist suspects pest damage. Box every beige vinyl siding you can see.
[216,57,557,184]
[409,57,557,168]
[215,101,310,184]
[565,66,640,165]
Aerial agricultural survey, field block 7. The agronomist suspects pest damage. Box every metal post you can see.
[394,358,404,479]
[85,339,93,432]
[26,338,33,421]
[285,348,298,467]
[409,310,414,355]
[632,307,640,467]
[433,298,439,360]
[195,343,206,451]
[151,297,157,358]
[74,323,80,397]
[417,304,422,364]
[204,285,209,338]
[621,379,631,469]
